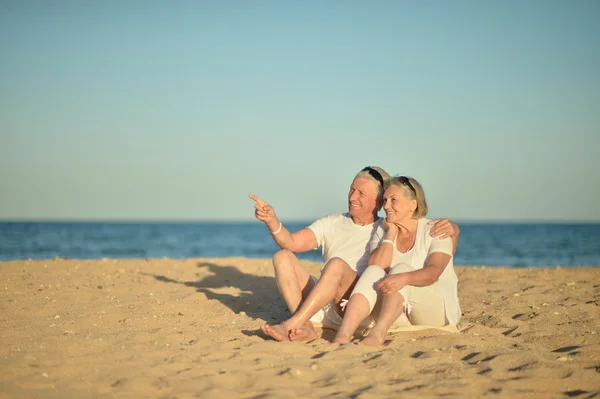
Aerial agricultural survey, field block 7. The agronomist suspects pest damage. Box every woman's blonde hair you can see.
[384,176,428,219]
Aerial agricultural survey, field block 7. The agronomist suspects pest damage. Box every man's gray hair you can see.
[354,166,390,201]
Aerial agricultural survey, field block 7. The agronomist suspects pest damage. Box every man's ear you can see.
[377,196,384,211]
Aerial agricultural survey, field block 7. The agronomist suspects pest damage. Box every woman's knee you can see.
[351,265,386,311]
[362,265,387,280]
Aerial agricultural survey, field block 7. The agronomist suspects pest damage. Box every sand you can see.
[1,257,599,398]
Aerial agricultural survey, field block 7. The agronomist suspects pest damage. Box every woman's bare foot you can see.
[359,330,386,346]
[261,323,291,342]
[289,322,317,342]
[331,333,352,345]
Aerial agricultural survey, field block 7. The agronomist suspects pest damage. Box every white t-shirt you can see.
[308,213,383,274]
[369,218,461,325]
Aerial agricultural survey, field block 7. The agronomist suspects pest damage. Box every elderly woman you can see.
[332,176,461,346]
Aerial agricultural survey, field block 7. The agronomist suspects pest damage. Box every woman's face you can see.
[382,185,416,223]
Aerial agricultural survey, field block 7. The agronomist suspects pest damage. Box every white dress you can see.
[368,218,461,325]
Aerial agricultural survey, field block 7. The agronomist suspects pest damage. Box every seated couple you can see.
[249,166,460,345]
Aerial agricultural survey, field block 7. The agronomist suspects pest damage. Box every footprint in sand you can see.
[461,351,502,378]
[410,351,427,359]
[461,352,499,365]
[563,390,591,397]
[551,345,581,353]
[362,353,383,363]
[502,326,519,336]
[511,312,539,321]
[507,362,537,372]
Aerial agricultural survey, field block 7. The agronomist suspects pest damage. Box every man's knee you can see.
[322,257,352,274]
[273,249,296,269]
[272,249,308,285]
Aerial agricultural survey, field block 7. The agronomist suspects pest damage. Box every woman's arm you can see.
[367,222,398,269]
[377,252,452,294]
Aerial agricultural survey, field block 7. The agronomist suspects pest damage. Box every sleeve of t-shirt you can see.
[307,215,330,249]
[428,236,453,257]
[368,225,386,253]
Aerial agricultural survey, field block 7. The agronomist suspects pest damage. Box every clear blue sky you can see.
[1,1,599,222]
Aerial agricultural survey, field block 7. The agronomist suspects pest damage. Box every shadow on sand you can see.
[147,261,290,323]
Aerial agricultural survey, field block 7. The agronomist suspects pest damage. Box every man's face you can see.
[347,177,379,219]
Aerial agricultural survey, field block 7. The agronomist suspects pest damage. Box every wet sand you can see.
[1,258,599,398]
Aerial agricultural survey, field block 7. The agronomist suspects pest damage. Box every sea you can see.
[1,221,599,267]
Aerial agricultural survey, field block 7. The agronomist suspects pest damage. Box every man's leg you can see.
[262,257,357,342]
[272,249,315,313]
[289,258,359,341]
[261,249,317,341]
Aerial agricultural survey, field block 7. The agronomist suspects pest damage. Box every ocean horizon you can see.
[1,221,599,267]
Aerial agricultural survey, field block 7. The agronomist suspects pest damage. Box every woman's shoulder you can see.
[418,218,433,236]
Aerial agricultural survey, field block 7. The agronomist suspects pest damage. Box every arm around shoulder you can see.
[448,221,460,255]
[428,218,460,255]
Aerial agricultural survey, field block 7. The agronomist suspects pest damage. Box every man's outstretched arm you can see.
[249,194,318,253]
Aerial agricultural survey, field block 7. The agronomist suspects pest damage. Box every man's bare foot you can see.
[289,322,317,342]
[359,332,386,347]
[261,323,291,342]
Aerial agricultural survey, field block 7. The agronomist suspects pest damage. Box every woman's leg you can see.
[360,291,406,346]
[332,266,386,344]
[362,265,448,345]
[360,263,414,346]
[404,285,446,326]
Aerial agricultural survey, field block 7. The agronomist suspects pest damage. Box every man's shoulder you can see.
[308,213,355,234]
[307,213,350,232]
[313,213,351,224]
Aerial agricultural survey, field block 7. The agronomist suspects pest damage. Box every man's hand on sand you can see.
[428,218,459,239]
[249,194,277,224]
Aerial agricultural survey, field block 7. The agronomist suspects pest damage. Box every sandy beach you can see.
[1,258,599,398]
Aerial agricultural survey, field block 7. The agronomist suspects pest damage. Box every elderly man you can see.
[250,166,459,342]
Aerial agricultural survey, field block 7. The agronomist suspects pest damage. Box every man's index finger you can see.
[248,194,267,206]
